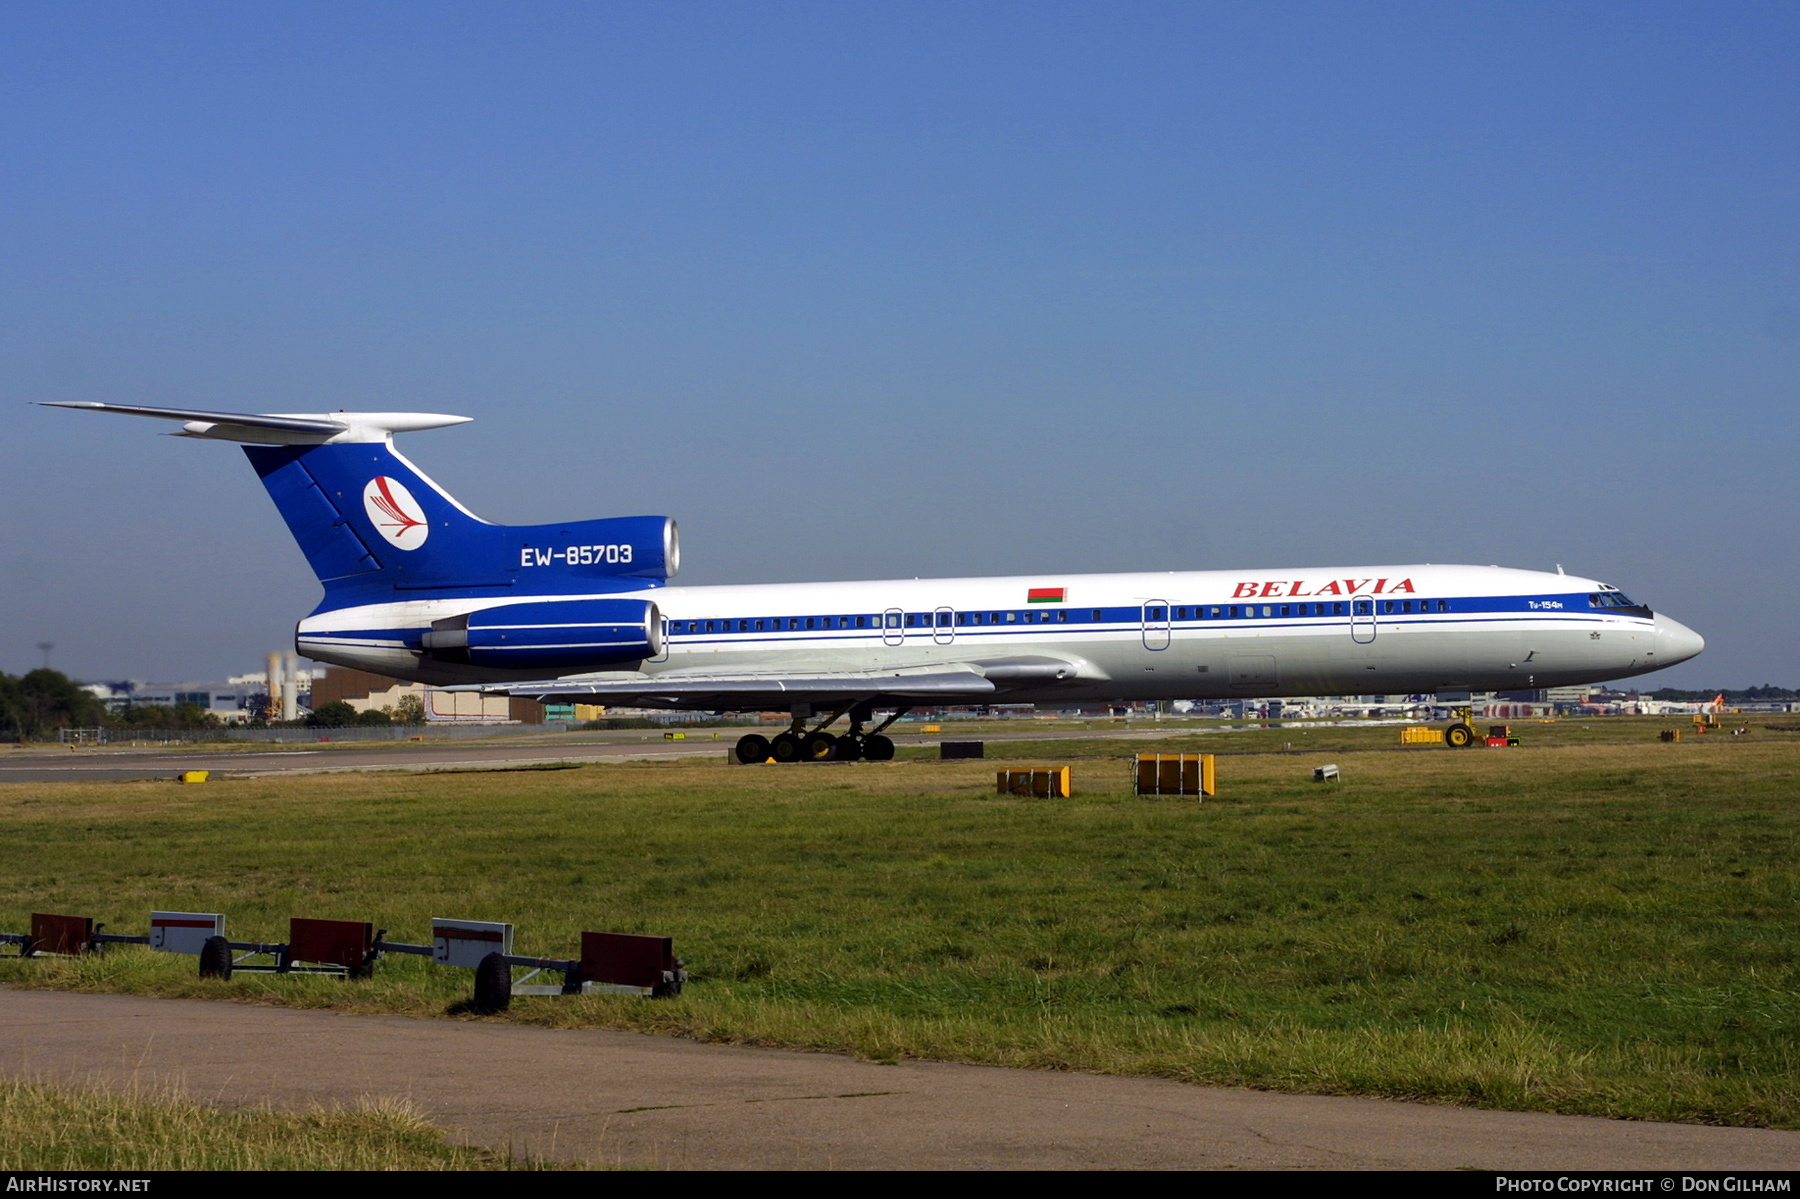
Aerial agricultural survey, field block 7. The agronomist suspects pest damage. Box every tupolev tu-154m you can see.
[49,402,1705,763]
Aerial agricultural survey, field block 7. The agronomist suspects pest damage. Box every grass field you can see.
[0,1079,511,1170]
[3,718,1797,1128]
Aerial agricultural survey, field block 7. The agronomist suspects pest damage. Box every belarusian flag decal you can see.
[1028,587,1066,604]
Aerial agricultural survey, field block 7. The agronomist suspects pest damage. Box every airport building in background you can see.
[308,666,550,724]
[80,665,1793,727]
[79,671,321,723]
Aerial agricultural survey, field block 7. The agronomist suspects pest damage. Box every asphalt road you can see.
[5,989,1795,1171]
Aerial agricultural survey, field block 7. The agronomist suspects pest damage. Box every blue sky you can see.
[2,2,1794,687]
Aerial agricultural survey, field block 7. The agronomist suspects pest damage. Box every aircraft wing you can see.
[457,667,999,708]
[449,655,1100,709]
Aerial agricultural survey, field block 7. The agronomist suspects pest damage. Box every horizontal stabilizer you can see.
[41,402,470,445]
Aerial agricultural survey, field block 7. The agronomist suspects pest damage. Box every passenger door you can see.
[1352,598,1377,644]
[1142,600,1171,651]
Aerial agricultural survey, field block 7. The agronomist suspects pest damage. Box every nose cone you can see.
[1654,613,1706,667]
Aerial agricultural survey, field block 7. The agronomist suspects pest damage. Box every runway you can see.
[0,725,1190,784]
[4,989,1795,1171]
[0,736,731,783]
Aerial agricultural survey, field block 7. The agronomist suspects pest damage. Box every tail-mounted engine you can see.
[422,598,663,670]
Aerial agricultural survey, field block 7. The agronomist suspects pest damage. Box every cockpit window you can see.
[1589,592,1639,609]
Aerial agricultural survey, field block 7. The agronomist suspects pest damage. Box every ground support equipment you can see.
[374,920,686,1014]
[998,767,1073,798]
[1133,754,1215,798]
[3,912,153,959]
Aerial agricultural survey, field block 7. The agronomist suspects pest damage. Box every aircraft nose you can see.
[1654,613,1705,667]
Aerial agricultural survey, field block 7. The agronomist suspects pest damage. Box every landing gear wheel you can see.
[198,935,233,980]
[862,734,896,761]
[1445,723,1477,749]
[770,732,804,763]
[803,732,838,761]
[735,733,771,764]
[836,735,864,762]
[472,952,512,1014]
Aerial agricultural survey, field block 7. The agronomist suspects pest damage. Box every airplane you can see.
[46,402,1706,763]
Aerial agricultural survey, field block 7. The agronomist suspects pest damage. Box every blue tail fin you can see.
[245,442,675,609]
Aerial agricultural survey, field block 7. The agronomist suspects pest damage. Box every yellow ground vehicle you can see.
[1440,707,1520,747]
[1442,706,1477,748]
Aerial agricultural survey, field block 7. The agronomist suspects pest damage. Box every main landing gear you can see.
[733,703,907,764]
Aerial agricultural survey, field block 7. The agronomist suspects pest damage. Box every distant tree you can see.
[9,670,107,738]
[392,694,426,725]
[171,702,220,728]
[114,704,174,728]
[354,707,391,726]
[306,701,359,728]
[0,674,24,740]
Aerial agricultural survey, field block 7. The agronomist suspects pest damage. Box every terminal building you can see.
[80,678,291,722]
[308,667,548,724]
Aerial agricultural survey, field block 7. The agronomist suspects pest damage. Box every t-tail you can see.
[40,403,679,613]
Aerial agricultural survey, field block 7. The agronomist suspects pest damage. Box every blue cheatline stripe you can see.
[305,593,1650,652]
[307,612,1647,649]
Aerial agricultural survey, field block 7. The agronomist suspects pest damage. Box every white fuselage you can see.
[297,563,1705,704]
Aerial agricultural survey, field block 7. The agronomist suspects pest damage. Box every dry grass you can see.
[0,1077,502,1170]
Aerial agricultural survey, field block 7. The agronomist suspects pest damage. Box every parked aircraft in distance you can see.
[50,403,1705,763]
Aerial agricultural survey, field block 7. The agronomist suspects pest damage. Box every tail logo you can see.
[362,476,430,550]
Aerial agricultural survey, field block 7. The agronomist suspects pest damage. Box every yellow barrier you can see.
[1660,729,1681,742]
[663,731,686,740]
[1133,753,1215,798]
[178,770,210,784]
[921,724,942,733]
[1400,725,1445,746]
[997,767,1072,798]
